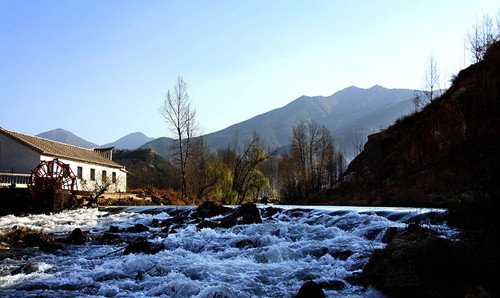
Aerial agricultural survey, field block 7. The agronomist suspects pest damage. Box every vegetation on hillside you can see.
[356,14,500,297]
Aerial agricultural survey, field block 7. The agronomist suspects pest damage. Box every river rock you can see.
[126,224,149,233]
[39,242,64,253]
[192,201,231,219]
[124,239,163,255]
[66,228,88,245]
[295,281,325,298]
[11,262,42,275]
[108,226,121,233]
[100,232,121,244]
[360,224,465,297]
[218,203,262,228]
[21,231,52,247]
[234,238,260,249]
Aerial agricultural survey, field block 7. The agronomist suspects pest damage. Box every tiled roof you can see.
[0,127,124,169]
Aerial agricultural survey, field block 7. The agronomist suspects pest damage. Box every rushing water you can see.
[0,205,453,297]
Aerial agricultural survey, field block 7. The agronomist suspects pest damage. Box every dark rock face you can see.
[360,224,466,297]
[295,281,325,298]
[328,41,500,207]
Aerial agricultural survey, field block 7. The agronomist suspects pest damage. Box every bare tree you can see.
[287,120,343,201]
[423,55,441,103]
[413,55,442,111]
[159,76,197,199]
[80,172,117,206]
[186,135,220,201]
[468,14,499,63]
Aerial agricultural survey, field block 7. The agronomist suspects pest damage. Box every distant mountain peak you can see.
[102,132,156,150]
[36,129,98,148]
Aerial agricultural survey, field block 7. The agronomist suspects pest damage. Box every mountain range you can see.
[141,85,419,159]
[35,85,419,158]
[35,130,155,150]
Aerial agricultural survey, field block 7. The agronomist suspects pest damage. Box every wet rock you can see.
[151,218,160,227]
[81,284,100,295]
[124,239,163,255]
[192,201,231,219]
[196,220,217,230]
[126,224,149,233]
[100,232,121,243]
[108,226,121,233]
[381,227,399,243]
[295,281,325,298]
[159,220,171,230]
[0,226,51,248]
[135,270,145,281]
[66,228,88,245]
[235,238,260,249]
[160,226,172,233]
[39,242,64,253]
[219,203,262,228]
[161,215,189,227]
[261,206,280,218]
[363,227,385,241]
[360,224,466,297]
[308,247,329,258]
[21,232,51,247]
[11,262,42,275]
[318,279,346,291]
[329,250,353,261]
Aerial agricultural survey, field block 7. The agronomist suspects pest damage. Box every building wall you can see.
[40,155,127,193]
[0,134,41,173]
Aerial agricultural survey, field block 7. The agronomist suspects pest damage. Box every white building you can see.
[0,126,127,192]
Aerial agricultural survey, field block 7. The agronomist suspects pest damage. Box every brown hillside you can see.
[327,41,500,207]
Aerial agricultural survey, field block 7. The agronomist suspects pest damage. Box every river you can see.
[0,205,454,297]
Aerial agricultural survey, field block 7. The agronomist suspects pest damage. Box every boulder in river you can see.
[66,228,88,245]
[360,224,466,297]
[192,201,231,219]
[124,239,163,255]
[218,203,262,228]
[295,281,325,298]
[126,224,149,233]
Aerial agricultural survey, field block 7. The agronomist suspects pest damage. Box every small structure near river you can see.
[0,126,127,214]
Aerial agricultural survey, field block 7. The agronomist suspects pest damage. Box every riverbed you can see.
[0,205,454,297]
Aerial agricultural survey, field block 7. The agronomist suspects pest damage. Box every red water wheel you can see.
[29,159,77,196]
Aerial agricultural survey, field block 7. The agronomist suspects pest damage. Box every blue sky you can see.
[1,1,498,144]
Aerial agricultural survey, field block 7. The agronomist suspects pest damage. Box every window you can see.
[102,170,107,183]
[90,169,95,181]
[77,167,83,179]
[112,172,116,184]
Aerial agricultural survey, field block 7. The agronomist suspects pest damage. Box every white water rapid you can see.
[0,205,453,297]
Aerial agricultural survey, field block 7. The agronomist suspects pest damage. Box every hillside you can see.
[101,132,155,150]
[327,41,500,207]
[113,148,177,190]
[36,129,98,148]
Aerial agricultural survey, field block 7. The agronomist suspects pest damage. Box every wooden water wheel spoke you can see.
[29,159,78,196]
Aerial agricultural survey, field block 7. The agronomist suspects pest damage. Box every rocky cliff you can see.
[327,41,500,207]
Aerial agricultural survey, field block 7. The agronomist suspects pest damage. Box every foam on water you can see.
[0,205,453,297]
